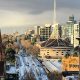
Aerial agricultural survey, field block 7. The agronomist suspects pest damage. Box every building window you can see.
[66,52,68,54]
[67,50,70,51]
[45,56,51,59]
[53,50,56,51]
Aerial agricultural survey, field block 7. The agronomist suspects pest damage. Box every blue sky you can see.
[0,0,80,33]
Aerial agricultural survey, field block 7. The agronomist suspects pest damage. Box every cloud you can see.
[0,10,53,27]
[0,10,28,27]
[0,0,53,14]
[0,0,79,14]
[0,0,80,28]
[56,8,80,23]
[57,0,80,10]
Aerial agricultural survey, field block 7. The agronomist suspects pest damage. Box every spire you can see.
[50,0,62,40]
[53,0,56,24]
[50,0,58,39]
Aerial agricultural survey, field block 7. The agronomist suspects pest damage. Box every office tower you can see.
[65,15,76,43]
[35,26,40,35]
[50,23,62,39]
[71,24,79,47]
[35,24,52,41]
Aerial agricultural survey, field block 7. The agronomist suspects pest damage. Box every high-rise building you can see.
[63,15,76,43]
[40,24,52,41]
[35,26,40,35]
[71,24,79,47]
[61,24,68,39]
[35,24,52,41]
[50,23,62,39]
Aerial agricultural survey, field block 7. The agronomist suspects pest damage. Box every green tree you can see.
[31,38,36,45]
[65,53,70,58]
[73,52,78,57]
[5,48,16,62]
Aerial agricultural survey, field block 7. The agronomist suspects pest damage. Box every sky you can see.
[0,0,80,33]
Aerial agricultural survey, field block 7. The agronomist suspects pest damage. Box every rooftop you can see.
[41,38,72,47]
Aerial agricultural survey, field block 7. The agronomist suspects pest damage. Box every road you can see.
[42,60,62,73]
[16,49,49,80]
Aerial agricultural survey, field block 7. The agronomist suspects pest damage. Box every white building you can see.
[50,23,62,39]
[35,24,52,41]
[61,25,68,39]
[71,24,79,47]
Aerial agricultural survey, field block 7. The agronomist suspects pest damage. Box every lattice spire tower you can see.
[50,0,60,39]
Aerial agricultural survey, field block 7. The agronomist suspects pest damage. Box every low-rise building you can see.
[38,39,73,59]
[62,56,79,72]
[39,47,72,59]
[6,62,18,80]
[62,56,79,77]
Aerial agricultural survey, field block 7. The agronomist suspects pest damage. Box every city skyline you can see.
[0,0,80,28]
[0,0,79,80]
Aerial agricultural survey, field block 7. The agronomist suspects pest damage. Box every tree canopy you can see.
[5,48,16,62]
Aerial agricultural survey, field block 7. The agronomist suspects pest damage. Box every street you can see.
[16,49,49,80]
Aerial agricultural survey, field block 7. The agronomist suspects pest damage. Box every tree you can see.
[73,52,78,57]
[65,53,70,58]
[5,48,16,62]
[74,46,80,52]
[48,71,62,80]
[31,38,36,45]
